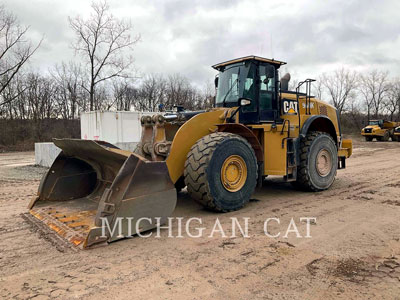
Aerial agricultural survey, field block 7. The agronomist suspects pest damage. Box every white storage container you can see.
[80,111,154,144]
[35,111,157,167]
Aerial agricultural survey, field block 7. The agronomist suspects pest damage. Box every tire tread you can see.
[184,132,257,212]
[295,131,336,192]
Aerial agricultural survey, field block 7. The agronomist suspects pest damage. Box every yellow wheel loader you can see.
[26,56,352,249]
[361,120,400,142]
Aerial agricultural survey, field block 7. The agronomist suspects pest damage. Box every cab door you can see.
[239,62,259,124]
[259,65,278,122]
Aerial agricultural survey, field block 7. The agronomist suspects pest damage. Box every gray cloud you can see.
[2,0,400,85]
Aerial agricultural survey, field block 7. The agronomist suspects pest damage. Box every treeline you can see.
[312,68,400,133]
[0,67,214,150]
[0,68,214,120]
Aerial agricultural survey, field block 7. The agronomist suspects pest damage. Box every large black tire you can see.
[383,132,390,141]
[184,132,257,212]
[293,131,338,192]
[365,136,373,142]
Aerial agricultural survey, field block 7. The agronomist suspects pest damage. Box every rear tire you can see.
[293,131,338,191]
[383,132,390,141]
[184,132,257,212]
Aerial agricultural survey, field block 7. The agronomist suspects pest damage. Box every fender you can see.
[217,123,263,161]
[166,109,226,183]
[300,115,338,145]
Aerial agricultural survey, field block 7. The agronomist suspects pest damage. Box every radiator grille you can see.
[319,105,328,116]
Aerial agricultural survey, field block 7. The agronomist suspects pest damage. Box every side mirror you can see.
[238,97,252,106]
[214,77,219,88]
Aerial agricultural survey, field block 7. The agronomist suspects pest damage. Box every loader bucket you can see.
[27,139,177,249]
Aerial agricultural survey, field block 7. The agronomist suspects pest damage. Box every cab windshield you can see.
[215,62,256,107]
[369,120,382,126]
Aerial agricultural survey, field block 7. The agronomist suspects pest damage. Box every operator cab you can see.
[368,120,384,128]
[213,56,286,124]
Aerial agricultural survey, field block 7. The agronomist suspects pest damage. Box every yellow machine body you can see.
[361,120,400,141]
[27,56,352,249]
[162,93,351,182]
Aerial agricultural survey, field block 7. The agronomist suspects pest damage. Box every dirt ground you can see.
[0,138,399,300]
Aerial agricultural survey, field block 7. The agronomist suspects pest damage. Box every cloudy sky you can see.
[3,0,400,86]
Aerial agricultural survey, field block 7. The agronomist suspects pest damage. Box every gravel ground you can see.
[0,139,399,300]
[0,152,48,181]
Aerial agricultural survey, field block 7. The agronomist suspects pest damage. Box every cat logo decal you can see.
[282,100,298,115]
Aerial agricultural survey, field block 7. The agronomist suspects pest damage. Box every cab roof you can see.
[212,55,287,70]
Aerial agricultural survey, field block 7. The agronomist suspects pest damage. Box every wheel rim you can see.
[220,155,247,192]
[316,149,332,177]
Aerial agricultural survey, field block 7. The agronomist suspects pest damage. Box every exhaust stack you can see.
[280,73,291,91]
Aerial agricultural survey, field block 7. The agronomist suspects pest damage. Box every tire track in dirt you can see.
[0,143,399,299]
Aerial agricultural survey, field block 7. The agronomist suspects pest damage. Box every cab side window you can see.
[259,66,275,110]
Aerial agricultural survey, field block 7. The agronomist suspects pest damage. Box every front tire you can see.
[294,131,338,191]
[184,132,257,212]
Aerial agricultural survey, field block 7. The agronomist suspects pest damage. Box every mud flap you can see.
[28,139,177,249]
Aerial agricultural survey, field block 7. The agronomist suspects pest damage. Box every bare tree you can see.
[69,0,140,111]
[199,80,215,109]
[0,72,24,119]
[384,79,400,121]
[110,79,137,111]
[0,5,41,106]
[51,62,85,119]
[313,78,324,100]
[288,78,299,92]
[358,81,373,122]
[136,74,166,111]
[359,70,389,120]
[395,80,400,120]
[348,100,365,131]
[320,68,358,115]
[24,73,56,120]
[164,73,204,109]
